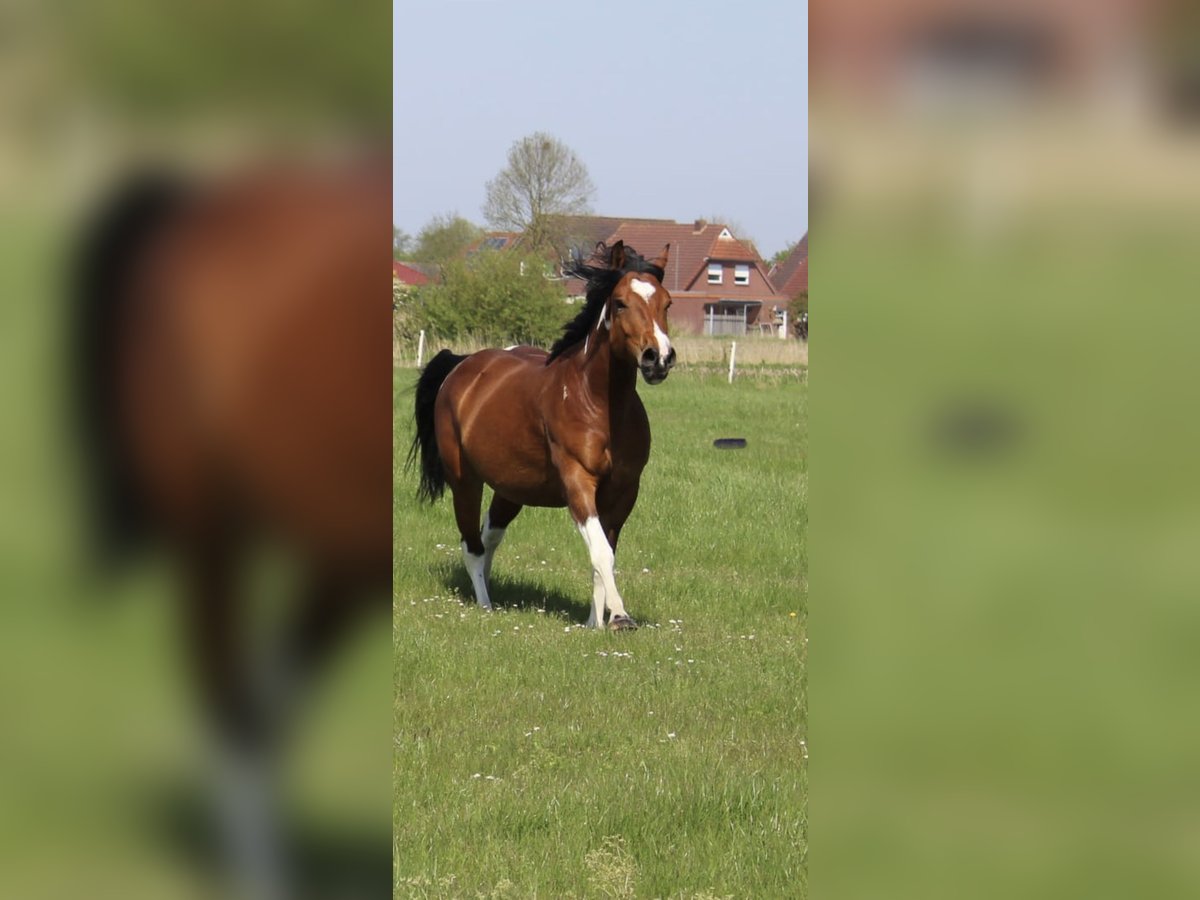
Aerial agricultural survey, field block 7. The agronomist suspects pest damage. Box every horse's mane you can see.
[546,242,665,363]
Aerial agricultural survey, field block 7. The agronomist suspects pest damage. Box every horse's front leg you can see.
[563,468,635,630]
[586,591,600,627]
[579,517,635,630]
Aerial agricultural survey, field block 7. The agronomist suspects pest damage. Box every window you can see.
[734,264,750,285]
[707,263,723,284]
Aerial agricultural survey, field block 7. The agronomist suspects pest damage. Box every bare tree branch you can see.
[484,132,594,251]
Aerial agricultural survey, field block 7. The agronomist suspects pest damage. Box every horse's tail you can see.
[72,172,187,566]
[408,349,467,503]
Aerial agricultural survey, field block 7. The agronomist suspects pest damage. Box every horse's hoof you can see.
[608,615,638,631]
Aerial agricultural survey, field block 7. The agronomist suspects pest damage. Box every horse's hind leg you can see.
[182,535,288,900]
[482,494,522,584]
[450,475,493,610]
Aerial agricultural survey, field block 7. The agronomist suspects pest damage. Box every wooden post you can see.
[780,309,788,339]
[728,340,737,384]
[416,329,426,368]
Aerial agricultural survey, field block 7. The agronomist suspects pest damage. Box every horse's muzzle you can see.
[640,345,676,385]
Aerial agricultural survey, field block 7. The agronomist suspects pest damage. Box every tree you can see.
[405,251,568,346]
[393,226,414,260]
[771,241,799,267]
[483,132,595,253]
[792,291,809,340]
[410,214,482,267]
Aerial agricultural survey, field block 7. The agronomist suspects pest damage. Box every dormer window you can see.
[707,263,723,284]
[734,264,750,285]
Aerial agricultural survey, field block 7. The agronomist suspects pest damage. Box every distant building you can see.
[464,232,523,256]
[558,217,784,336]
[392,260,430,288]
[768,234,809,338]
[769,234,808,301]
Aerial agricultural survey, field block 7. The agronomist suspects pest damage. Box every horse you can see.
[408,240,676,630]
[73,156,391,898]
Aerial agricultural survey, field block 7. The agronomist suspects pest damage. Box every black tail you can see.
[72,172,187,566]
[407,349,468,503]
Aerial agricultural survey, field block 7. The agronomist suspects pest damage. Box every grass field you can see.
[393,366,808,898]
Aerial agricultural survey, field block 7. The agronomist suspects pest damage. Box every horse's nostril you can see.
[641,347,659,366]
[665,347,677,367]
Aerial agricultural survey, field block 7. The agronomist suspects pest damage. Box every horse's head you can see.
[607,243,676,385]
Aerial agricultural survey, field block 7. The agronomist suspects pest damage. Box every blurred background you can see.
[811,0,1200,897]
[0,2,390,897]
[8,0,1200,895]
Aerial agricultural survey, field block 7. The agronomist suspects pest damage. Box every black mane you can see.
[546,242,665,363]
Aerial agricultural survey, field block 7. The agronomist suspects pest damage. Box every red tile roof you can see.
[769,233,808,298]
[606,221,776,297]
[392,261,429,286]
[465,231,523,255]
[542,216,778,304]
[708,233,761,263]
[554,215,677,257]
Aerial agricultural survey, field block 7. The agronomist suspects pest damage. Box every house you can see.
[559,217,783,336]
[465,231,523,256]
[554,215,677,260]
[769,234,808,302]
[769,234,809,339]
[392,260,429,288]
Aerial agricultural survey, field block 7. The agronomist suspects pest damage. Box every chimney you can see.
[693,218,707,233]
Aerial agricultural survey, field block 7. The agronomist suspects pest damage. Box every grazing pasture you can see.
[393,366,808,898]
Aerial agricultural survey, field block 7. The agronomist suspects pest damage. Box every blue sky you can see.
[394,0,807,258]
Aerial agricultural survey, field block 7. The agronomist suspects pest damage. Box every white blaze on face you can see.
[629,278,656,304]
[653,321,672,359]
[630,278,672,361]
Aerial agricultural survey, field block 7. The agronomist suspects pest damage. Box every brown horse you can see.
[74,157,390,897]
[409,241,675,630]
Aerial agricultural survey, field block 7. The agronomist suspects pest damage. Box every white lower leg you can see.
[462,542,492,610]
[577,516,628,626]
[213,738,286,900]
[481,513,506,583]
[586,569,604,628]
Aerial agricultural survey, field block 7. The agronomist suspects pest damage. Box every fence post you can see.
[728,340,737,384]
[780,309,788,339]
[416,329,426,368]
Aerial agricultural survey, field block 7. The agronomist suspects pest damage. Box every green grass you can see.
[393,368,808,898]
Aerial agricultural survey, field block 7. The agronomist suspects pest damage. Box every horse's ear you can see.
[609,240,626,270]
[650,244,670,272]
